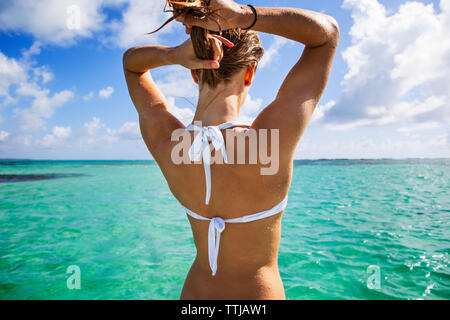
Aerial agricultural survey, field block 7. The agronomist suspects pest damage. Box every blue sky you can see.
[0,0,449,159]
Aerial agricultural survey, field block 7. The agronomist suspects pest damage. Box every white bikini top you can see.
[185,120,249,205]
[182,121,288,276]
[183,196,288,276]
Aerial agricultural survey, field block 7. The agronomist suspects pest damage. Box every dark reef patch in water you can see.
[0,174,87,183]
[0,160,157,167]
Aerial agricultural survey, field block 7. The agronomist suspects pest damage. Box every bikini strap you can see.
[185,121,249,205]
[182,195,288,276]
[217,121,250,130]
[225,195,288,223]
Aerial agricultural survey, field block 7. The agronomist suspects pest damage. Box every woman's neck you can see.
[192,82,247,126]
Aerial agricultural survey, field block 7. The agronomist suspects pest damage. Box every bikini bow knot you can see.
[209,217,226,276]
[188,126,229,204]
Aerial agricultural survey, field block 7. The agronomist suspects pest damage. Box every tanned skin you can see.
[123,1,339,299]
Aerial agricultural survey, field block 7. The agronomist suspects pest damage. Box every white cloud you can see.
[0,0,107,47]
[82,117,104,136]
[0,42,148,156]
[391,95,446,118]
[108,0,173,48]
[38,69,54,84]
[311,100,336,124]
[52,126,72,139]
[0,0,174,48]
[165,96,194,126]
[20,43,55,85]
[0,46,74,152]
[259,36,289,69]
[104,121,140,141]
[154,66,197,126]
[398,122,440,134]
[17,89,74,132]
[317,0,450,131]
[83,91,94,101]
[21,41,42,60]
[156,66,198,99]
[297,130,450,159]
[39,126,72,147]
[117,121,140,140]
[0,130,10,142]
[0,51,27,105]
[99,86,114,99]
[239,94,264,124]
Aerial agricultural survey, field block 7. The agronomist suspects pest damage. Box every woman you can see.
[123,0,339,300]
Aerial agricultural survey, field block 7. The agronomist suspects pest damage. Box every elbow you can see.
[307,14,340,48]
[325,15,340,44]
[122,48,130,70]
[122,47,136,70]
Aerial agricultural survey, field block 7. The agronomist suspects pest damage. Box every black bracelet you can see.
[242,4,257,30]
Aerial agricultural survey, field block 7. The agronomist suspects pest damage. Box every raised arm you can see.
[247,6,339,156]
[123,34,227,160]
[182,1,339,161]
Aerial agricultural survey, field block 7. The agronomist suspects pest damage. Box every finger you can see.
[193,59,220,70]
[208,35,222,61]
[210,34,234,48]
[213,38,224,63]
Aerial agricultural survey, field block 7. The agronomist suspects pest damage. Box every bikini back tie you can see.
[185,121,249,205]
[183,120,289,276]
[183,195,288,276]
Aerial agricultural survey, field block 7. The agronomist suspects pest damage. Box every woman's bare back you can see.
[160,127,292,299]
[123,1,338,300]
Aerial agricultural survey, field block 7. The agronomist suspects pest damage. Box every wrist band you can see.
[242,4,257,30]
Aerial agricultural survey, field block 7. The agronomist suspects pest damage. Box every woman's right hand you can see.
[173,0,249,32]
[170,33,234,70]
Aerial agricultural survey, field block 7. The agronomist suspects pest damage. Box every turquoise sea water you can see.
[0,159,448,300]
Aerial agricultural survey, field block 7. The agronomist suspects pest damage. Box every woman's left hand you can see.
[170,33,234,70]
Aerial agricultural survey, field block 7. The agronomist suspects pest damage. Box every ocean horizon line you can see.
[0,157,449,161]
